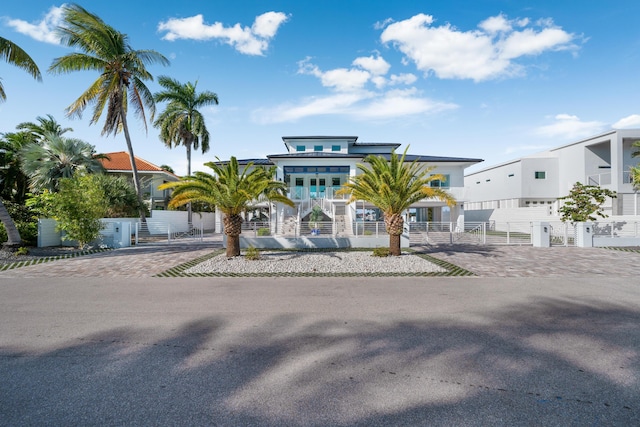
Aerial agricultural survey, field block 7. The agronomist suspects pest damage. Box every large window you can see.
[296,145,305,152]
[331,145,341,152]
[430,174,450,188]
[314,145,323,152]
[534,171,546,179]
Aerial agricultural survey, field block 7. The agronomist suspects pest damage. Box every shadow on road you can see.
[1,297,638,425]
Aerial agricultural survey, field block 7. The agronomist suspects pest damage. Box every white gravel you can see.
[184,250,447,274]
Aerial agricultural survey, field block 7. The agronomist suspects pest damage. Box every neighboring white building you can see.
[464,129,640,217]
[223,136,482,235]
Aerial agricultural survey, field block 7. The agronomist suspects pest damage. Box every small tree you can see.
[52,175,108,248]
[558,182,617,223]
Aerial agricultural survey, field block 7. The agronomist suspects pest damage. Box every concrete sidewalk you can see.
[0,275,638,425]
[0,237,637,277]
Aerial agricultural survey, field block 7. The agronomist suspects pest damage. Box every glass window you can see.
[332,177,340,186]
[535,171,546,179]
[314,145,323,152]
[331,145,341,152]
[295,178,304,186]
[430,174,450,188]
[296,145,305,152]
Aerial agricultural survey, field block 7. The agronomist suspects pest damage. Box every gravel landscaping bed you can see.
[184,250,448,274]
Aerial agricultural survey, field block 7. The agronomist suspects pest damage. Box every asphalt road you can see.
[1,275,639,426]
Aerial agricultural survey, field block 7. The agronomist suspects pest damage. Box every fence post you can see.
[564,223,569,247]
[482,222,486,245]
[376,222,379,237]
[506,222,510,245]
[449,222,453,244]
[168,223,171,244]
[135,222,139,245]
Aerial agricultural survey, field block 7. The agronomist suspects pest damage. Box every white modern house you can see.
[464,129,640,220]
[216,136,482,244]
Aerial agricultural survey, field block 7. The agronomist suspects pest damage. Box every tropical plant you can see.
[49,3,169,220]
[153,76,218,224]
[0,132,32,203]
[0,36,42,249]
[631,141,640,189]
[17,114,72,142]
[50,175,108,248]
[337,148,456,256]
[0,200,38,246]
[93,174,143,217]
[20,132,106,193]
[160,157,294,257]
[558,182,617,223]
[0,36,42,102]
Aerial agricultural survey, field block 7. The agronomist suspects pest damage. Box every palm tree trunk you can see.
[223,213,243,257]
[0,198,22,250]
[384,213,404,256]
[119,103,147,222]
[186,140,192,226]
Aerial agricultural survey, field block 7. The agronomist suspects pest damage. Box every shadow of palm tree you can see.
[1,298,638,425]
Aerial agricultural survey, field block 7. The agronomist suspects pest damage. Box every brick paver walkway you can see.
[0,237,638,278]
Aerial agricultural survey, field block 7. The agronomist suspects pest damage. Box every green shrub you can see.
[372,247,390,257]
[257,227,270,236]
[363,229,373,236]
[245,246,260,260]
[15,247,29,256]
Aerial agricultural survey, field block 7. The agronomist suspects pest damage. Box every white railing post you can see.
[449,222,453,244]
[564,223,569,247]
[135,222,139,245]
[482,222,487,245]
[168,223,171,244]
[506,222,510,245]
[376,222,379,237]
[611,221,615,238]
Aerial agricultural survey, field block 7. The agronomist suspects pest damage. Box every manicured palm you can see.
[0,36,42,102]
[153,76,219,176]
[0,132,32,203]
[338,148,456,255]
[48,4,169,220]
[20,132,106,193]
[160,157,293,257]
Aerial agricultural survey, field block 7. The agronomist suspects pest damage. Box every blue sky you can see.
[1,1,639,176]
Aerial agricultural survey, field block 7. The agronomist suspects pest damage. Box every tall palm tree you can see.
[48,3,169,220]
[17,114,72,143]
[153,76,218,223]
[338,148,456,256]
[0,36,42,102]
[160,157,294,257]
[20,132,106,193]
[0,36,41,249]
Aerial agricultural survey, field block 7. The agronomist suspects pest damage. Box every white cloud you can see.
[256,53,456,123]
[536,114,606,139]
[5,6,63,45]
[352,55,390,75]
[157,11,289,56]
[479,14,512,34]
[380,13,578,81]
[612,114,640,129]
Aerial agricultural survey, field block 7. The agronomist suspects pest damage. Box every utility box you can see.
[575,222,594,247]
[532,221,550,247]
[112,222,131,248]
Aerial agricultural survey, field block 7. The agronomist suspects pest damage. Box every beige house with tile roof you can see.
[99,152,180,210]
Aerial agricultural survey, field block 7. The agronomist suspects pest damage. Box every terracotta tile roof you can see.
[99,152,178,177]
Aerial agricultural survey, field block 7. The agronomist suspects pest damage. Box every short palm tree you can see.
[0,132,32,203]
[338,148,456,256]
[20,132,106,193]
[153,76,218,223]
[0,36,42,102]
[0,36,41,249]
[49,3,169,220]
[160,157,294,257]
